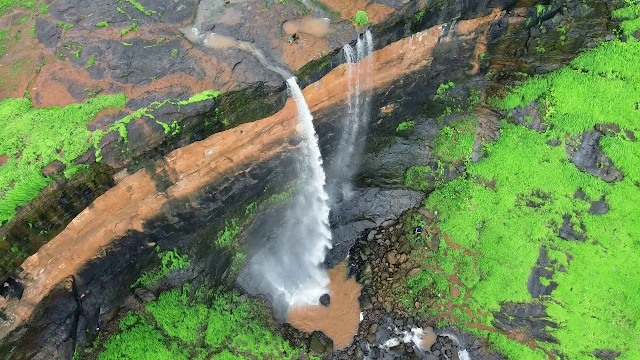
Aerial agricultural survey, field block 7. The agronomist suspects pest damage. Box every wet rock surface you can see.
[567,130,624,183]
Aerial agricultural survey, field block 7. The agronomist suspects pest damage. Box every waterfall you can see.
[238,78,333,319]
[327,30,374,204]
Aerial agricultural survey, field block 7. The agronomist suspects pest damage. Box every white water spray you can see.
[327,30,374,203]
[181,23,334,317]
[237,78,333,318]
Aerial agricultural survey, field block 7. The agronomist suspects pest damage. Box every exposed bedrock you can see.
[0,0,618,358]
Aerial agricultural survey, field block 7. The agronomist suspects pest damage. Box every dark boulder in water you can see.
[320,293,331,307]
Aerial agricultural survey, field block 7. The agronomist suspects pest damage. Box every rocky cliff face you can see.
[0,0,618,359]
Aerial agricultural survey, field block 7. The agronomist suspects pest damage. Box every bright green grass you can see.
[502,39,640,137]
[98,286,300,360]
[132,248,190,288]
[147,285,208,344]
[353,10,369,27]
[0,95,126,226]
[0,0,33,18]
[417,37,640,359]
[0,89,219,230]
[612,0,640,35]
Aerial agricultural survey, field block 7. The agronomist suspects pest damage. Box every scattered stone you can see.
[381,219,398,228]
[309,332,331,355]
[367,230,377,241]
[593,349,621,360]
[320,293,330,307]
[384,302,393,313]
[450,285,461,298]
[133,288,156,303]
[369,323,378,335]
[41,160,66,177]
[408,268,422,277]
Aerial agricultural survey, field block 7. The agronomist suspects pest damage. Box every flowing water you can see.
[183,24,368,343]
[327,30,374,204]
[237,78,333,318]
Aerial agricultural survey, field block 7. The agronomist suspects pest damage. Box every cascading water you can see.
[237,78,333,318]
[327,30,374,204]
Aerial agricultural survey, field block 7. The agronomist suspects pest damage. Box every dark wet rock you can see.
[559,214,587,242]
[0,277,24,299]
[588,197,610,215]
[492,302,559,343]
[1,277,78,360]
[568,131,624,182]
[325,188,423,268]
[332,188,425,227]
[593,349,621,360]
[320,293,331,307]
[574,189,610,215]
[527,247,558,298]
[133,288,156,303]
[509,101,547,132]
[41,161,67,177]
[309,331,333,355]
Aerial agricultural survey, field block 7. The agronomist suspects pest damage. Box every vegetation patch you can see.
[96,286,302,360]
[353,10,369,27]
[0,95,126,226]
[93,90,220,161]
[132,247,190,288]
[612,0,640,35]
[404,36,640,358]
[395,119,415,132]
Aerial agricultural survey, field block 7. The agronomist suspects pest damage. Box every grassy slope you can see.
[402,33,640,359]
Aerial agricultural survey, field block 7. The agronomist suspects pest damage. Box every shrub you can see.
[353,10,369,26]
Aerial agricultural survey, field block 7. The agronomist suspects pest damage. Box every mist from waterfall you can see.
[237,78,333,319]
[327,30,374,204]
[181,23,368,319]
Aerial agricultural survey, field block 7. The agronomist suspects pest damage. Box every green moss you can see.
[353,10,369,26]
[121,22,138,36]
[93,90,220,155]
[432,117,476,163]
[396,120,415,132]
[171,48,179,58]
[132,248,190,288]
[414,36,640,358]
[216,219,240,246]
[265,183,296,204]
[0,0,38,18]
[95,21,109,27]
[613,0,640,35]
[57,21,74,36]
[125,0,156,16]
[85,56,95,68]
[97,314,189,360]
[98,287,301,360]
[0,95,125,226]
[147,285,208,344]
